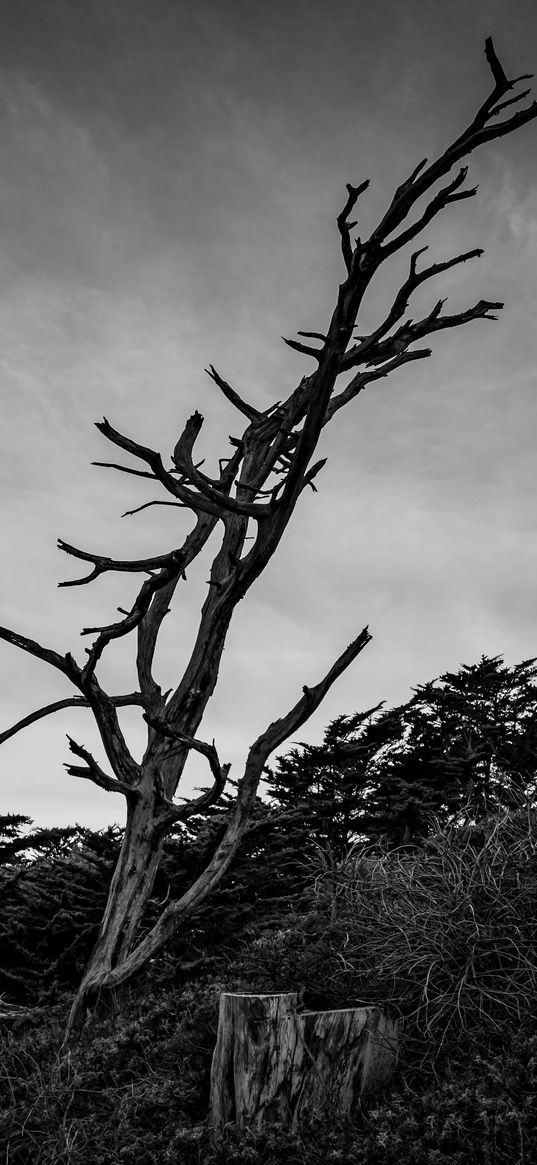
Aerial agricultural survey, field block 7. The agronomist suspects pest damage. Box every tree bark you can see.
[208,992,398,1137]
[66,791,165,1030]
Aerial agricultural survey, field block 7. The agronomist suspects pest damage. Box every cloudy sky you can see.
[1,0,536,830]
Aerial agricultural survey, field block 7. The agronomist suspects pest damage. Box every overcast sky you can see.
[1,0,537,830]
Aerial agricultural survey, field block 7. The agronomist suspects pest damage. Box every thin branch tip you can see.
[484,38,509,90]
[346,179,370,196]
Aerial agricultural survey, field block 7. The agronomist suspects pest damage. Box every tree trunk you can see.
[208,992,398,1136]
[66,791,164,1030]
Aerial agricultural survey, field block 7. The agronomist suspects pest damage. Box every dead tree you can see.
[1,39,535,1035]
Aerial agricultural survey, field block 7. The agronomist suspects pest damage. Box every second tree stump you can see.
[209,991,398,1134]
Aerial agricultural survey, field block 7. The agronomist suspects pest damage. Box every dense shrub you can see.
[0,823,121,1005]
[233,806,537,1076]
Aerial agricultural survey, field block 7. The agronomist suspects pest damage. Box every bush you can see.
[233,805,537,1077]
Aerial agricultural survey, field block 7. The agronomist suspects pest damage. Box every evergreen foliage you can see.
[0,818,121,1004]
[0,801,305,1005]
[266,655,537,848]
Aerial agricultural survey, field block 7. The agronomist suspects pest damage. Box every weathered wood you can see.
[294,1005,398,1120]
[208,992,398,1135]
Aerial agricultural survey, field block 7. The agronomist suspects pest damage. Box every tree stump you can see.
[208,992,398,1136]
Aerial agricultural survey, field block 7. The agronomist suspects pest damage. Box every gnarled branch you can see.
[65,736,136,797]
[80,560,186,683]
[0,625,77,680]
[122,500,189,519]
[144,713,230,824]
[282,335,324,360]
[368,38,537,256]
[365,296,503,367]
[0,692,145,746]
[91,461,157,480]
[326,349,433,420]
[379,167,478,260]
[340,246,483,371]
[57,539,188,586]
[206,365,262,422]
[337,180,370,272]
[95,417,259,521]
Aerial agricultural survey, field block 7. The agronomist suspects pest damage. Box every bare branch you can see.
[365,40,537,258]
[71,448,243,697]
[484,36,510,89]
[341,246,483,371]
[94,418,229,520]
[337,180,370,272]
[326,349,432,420]
[250,626,372,762]
[342,296,502,377]
[122,500,189,519]
[80,560,187,681]
[158,767,231,824]
[172,411,205,474]
[144,714,228,773]
[379,168,478,259]
[482,37,532,96]
[170,411,254,512]
[0,620,142,786]
[98,416,268,522]
[302,457,327,493]
[389,157,429,207]
[144,713,230,824]
[297,330,328,342]
[136,578,177,701]
[205,365,261,422]
[468,97,537,144]
[65,736,135,797]
[0,692,145,746]
[92,461,157,480]
[136,512,219,698]
[282,336,324,360]
[63,676,141,786]
[0,625,75,680]
[490,88,532,117]
[57,539,189,586]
